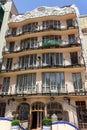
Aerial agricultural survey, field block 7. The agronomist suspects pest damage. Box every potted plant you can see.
[42,118,52,130]
[11,120,20,130]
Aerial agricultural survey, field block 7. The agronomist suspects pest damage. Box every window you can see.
[19,54,37,69]
[72,73,82,91]
[12,28,16,36]
[9,42,15,52]
[68,34,75,44]
[56,53,63,65]
[0,103,6,117]
[47,102,63,120]
[22,22,38,33]
[67,19,73,28]
[42,53,63,66]
[20,37,38,50]
[2,77,10,92]
[70,52,78,65]
[76,101,87,128]
[18,103,30,120]
[16,73,36,93]
[42,20,60,30]
[6,58,13,70]
[42,72,65,92]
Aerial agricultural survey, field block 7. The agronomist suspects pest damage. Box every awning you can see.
[42,40,62,47]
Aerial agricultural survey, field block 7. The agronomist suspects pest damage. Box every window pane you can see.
[72,73,82,90]
[18,103,30,120]
[2,77,10,92]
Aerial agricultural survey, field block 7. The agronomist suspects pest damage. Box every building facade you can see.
[0,0,18,60]
[0,3,87,130]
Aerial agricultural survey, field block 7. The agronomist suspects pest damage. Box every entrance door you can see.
[32,112,37,129]
[32,111,44,129]
[31,102,45,130]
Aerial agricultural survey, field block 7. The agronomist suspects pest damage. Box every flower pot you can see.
[43,125,51,130]
[12,125,19,130]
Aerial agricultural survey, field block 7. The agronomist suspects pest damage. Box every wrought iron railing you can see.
[5,25,78,37]
[2,42,81,55]
[0,63,85,73]
[0,87,87,97]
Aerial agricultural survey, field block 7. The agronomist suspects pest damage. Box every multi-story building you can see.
[0,0,18,61]
[0,3,87,130]
[80,16,87,66]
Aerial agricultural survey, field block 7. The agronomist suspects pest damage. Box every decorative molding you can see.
[9,5,76,23]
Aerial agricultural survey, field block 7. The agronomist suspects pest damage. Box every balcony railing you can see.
[79,123,87,129]
[0,87,87,97]
[0,63,85,73]
[2,42,81,55]
[5,25,78,37]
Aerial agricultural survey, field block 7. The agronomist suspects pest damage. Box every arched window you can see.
[17,103,30,120]
[47,102,63,121]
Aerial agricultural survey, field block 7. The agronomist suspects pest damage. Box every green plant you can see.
[11,120,20,126]
[42,118,52,126]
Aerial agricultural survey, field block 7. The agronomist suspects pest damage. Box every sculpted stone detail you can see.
[9,5,77,23]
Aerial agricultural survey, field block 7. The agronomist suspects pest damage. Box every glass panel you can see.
[42,72,65,92]
[72,73,82,90]
[16,74,36,92]
[2,77,10,92]
[9,42,14,52]
[6,58,12,70]
[67,19,73,27]
[68,34,75,44]
[18,103,30,120]
[47,102,63,120]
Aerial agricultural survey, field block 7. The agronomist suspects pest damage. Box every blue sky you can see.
[13,0,87,16]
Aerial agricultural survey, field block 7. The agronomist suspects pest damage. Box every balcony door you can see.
[70,52,78,65]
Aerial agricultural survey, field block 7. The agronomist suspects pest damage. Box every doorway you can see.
[32,112,37,129]
[31,102,45,130]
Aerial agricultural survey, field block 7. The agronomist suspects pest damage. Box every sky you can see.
[13,0,87,16]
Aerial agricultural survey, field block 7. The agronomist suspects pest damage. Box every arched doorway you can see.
[47,102,63,120]
[31,102,45,129]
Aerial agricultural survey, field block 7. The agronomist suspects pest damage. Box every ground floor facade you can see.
[0,95,87,130]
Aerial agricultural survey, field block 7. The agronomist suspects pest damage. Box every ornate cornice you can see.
[9,5,77,23]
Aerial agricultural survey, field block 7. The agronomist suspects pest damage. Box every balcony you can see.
[2,41,81,58]
[0,63,85,76]
[5,26,79,42]
[0,86,87,97]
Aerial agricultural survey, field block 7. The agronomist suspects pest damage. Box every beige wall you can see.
[52,122,78,130]
[0,1,18,59]
[0,119,11,130]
